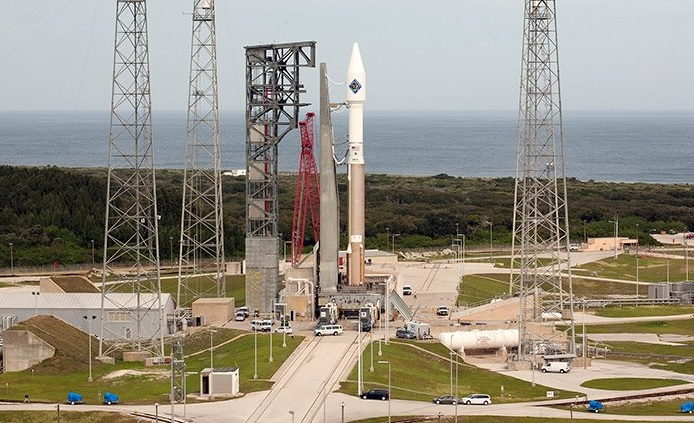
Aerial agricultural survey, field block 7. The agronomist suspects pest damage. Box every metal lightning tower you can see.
[510,0,575,359]
[291,112,320,267]
[100,0,164,357]
[177,0,225,308]
[244,42,316,314]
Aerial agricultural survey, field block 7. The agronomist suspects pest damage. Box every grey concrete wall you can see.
[3,329,55,372]
[245,237,279,314]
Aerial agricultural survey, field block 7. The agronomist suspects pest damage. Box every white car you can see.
[461,394,491,405]
[436,306,450,316]
[541,361,571,373]
[250,319,272,332]
[314,324,343,336]
[275,325,293,334]
[235,311,246,321]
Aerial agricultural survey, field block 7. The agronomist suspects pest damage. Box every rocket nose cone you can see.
[346,43,366,102]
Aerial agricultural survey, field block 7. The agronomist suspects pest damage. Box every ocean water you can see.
[0,110,691,184]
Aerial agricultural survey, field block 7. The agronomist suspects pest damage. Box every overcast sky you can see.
[1,0,693,111]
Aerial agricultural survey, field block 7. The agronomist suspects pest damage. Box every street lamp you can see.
[370,331,374,372]
[391,233,401,254]
[340,401,345,423]
[91,240,95,267]
[289,410,295,423]
[635,224,640,297]
[155,403,159,422]
[685,228,689,281]
[9,242,14,273]
[269,308,274,363]
[608,216,619,260]
[583,220,587,243]
[209,329,217,370]
[253,328,258,379]
[169,237,173,265]
[357,315,363,396]
[31,291,40,316]
[378,360,391,423]
[83,315,96,382]
[485,220,493,261]
[449,351,459,422]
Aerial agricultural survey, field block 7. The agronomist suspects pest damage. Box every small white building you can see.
[200,367,240,396]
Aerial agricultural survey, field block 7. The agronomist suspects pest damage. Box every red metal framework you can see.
[290,112,320,266]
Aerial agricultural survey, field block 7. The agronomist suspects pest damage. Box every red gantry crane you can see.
[291,112,320,267]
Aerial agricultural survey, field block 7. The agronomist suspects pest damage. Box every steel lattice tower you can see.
[510,0,575,359]
[170,335,186,413]
[177,0,225,308]
[100,0,164,357]
[244,42,316,314]
[291,112,320,267]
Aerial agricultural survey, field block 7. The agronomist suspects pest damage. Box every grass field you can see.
[111,274,246,307]
[457,274,509,306]
[605,341,694,358]
[339,341,582,403]
[580,377,689,390]
[348,416,690,423]
[581,319,694,336]
[583,398,694,415]
[574,255,689,282]
[593,306,694,318]
[0,323,300,404]
[0,411,138,423]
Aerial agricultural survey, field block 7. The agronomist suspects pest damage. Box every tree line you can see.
[0,166,691,267]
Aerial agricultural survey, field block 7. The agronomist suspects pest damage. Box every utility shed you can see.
[191,298,235,326]
[200,367,239,396]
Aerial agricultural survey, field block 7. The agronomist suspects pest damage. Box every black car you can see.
[361,389,389,400]
[433,395,461,405]
[395,328,416,339]
[361,322,373,332]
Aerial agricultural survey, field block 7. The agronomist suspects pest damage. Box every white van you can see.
[314,324,343,336]
[541,361,571,374]
[250,319,272,332]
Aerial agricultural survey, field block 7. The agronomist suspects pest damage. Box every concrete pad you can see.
[587,333,687,346]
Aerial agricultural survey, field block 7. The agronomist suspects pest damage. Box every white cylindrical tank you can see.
[439,329,519,351]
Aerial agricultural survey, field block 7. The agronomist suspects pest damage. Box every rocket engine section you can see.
[439,329,519,353]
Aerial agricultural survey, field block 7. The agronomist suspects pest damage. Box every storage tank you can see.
[439,329,519,352]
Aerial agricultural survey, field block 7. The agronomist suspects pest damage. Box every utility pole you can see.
[177,0,225,308]
[608,216,619,260]
[510,0,576,360]
[83,315,96,382]
[100,0,164,358]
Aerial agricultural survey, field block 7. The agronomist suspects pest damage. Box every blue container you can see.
[587,400,603,412]
[66,392,83,405]
[103,392,119,405]
[680,401,694,413]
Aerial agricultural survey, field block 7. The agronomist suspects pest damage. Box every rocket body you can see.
[346,43,366,286]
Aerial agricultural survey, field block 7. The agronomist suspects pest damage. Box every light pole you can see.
[635,224,640,297]
[31,291,40,316]
[9,242,14,273]
[608,216,618,260]
[340,401,345,423]
[269,310,274,363]
[357,315,362,396]
[83,315,96,382]
[155,403,159,422]
[583,220,587,243]
[209,329,217,369]
[449,351,459,422]
[667,259,670,282]
[485,221,493,261]
[385,227,390,251]
[378,360,391,423]
[169,237,173,265]
[253,329,258,379]
[391,233,401,254]
[369,331,374,372]
[91,240,95,267]
[582,300,587,370]
[289,410,294,423]
[685,228,689,281]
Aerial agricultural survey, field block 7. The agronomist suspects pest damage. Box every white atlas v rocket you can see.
[346,43,366,286]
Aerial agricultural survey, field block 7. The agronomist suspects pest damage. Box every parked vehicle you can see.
[361,322,372,332]
[314,324,343,336]
[461,394,491,405]
[275,325,293,334]
[402,285,413,296]
[541,361,570,374]
[361,389,389,400]
[433,395,461,405]
[587,400,603,413]
[395,328,416,339]
[250,319,272,332]
[680,401,694,413]
[237,307,249,318]
[436,306,450,316]
[66,392,83,405]
[103,392,119,405]
[235,311,246,321]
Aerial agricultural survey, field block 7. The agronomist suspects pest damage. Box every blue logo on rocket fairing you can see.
[349,79,362,94]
